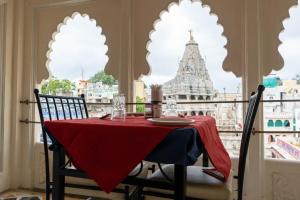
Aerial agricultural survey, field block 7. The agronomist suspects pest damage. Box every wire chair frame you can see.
[237,85,264,200]
[34,89,89,200]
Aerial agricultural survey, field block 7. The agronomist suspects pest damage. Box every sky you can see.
[48,0,300,93]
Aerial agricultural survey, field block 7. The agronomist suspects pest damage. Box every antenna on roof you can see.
[81,68,85,80]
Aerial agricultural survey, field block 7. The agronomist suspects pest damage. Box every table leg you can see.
[52,145,65,200]
[202,148,209,167]
[174,165,187,200]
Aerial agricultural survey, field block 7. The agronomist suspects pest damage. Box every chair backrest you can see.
[34,88,89,142]
[33,89,89,196]
[237,85,265,200]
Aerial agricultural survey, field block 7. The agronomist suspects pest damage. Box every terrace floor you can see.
[0,189,107,200]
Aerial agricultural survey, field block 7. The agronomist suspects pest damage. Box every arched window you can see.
[284,120,290,127]
[275,120,283,127]
[199,111,204,115]
[43,13,114,118]
[267,120,274,127]
[141,0,242,156]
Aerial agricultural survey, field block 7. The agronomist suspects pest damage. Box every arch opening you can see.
[263,2,300,160]
[137,0,243,157]
[36,13,118,143]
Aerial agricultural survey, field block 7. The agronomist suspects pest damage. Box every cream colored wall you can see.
[0,0,21,191]
[0,0,8,192]
[1,0,300,199]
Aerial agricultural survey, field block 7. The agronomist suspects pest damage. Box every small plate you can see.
[147,117,195,126]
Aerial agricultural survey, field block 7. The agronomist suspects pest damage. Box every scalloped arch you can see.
[200,0,298,77]
[261,0,298,76]
[44,12,109,82]
[265,0,299,76]
[143,0,228,78]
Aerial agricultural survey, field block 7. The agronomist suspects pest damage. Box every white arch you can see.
[45,12,108,81]
[144,0,228,79]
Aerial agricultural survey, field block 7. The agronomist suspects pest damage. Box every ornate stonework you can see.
[162,32,216,115]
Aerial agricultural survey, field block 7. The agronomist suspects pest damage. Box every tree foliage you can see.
[41,78,75,95]
[89,70,117,86]
[136,96,145,113]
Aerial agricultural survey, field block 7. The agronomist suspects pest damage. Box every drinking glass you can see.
[111,94,126,121]
[164,98,178,117]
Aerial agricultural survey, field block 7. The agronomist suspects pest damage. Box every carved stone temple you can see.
[162,32,216,116]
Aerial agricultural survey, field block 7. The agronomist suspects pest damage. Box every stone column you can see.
[242,0,264,199]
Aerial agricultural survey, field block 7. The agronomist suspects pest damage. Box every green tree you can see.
[60,79,74,93]
[89,70,117,86]
[41,78,75,95]
[136,96,145,113]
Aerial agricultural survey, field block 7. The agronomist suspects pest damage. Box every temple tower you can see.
[163,31,216,116]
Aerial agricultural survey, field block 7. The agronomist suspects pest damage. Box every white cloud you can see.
[48,14,108,81]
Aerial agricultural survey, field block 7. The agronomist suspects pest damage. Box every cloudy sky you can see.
[49,0,300,93]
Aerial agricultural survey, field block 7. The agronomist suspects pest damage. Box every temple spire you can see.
[189,30,193,40]
[187,30,196,44]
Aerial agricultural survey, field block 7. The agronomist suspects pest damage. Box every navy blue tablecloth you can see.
[145,127,204,166]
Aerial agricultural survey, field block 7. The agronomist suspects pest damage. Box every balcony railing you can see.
[19,98,300,135]
[19,97,300,159]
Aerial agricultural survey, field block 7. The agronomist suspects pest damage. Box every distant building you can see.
[263,77,300,160]
[264,78,300,133]
[76,80,118,117]
[77,80,89,96]
[134,80,145,100]
[162,32,216,116]
[160,32,243,157]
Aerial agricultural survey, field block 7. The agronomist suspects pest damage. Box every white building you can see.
[263,77,300,160]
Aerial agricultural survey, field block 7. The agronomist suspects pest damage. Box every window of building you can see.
[284,120,290,127]
[267,120,274,127]
[275,120,283,127]
[178,95,187,100]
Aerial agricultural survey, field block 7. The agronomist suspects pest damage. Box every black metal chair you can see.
[142,84,265,200]
[34,89,145,200]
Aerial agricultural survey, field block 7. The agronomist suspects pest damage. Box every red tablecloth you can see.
[45,116,231,193]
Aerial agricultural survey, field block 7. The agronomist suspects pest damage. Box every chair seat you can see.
[66,161,148,186]
[145,165,232,200]
[65,162,149,199]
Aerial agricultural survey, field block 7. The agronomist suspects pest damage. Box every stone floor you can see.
[0,189,102,200]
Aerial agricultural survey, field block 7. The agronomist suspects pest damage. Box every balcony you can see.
[1,0,300,199]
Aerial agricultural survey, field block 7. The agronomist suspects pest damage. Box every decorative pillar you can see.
[119,0,134,107]
[242,0,264,199]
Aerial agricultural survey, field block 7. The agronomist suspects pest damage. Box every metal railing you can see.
[19,98,300,135]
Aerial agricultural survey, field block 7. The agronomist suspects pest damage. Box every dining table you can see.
[44,115,231,200]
